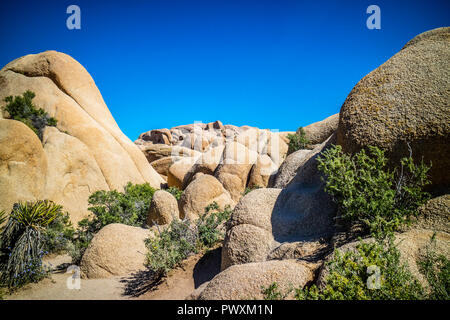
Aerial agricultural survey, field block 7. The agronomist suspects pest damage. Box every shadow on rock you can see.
[193,247,222,288]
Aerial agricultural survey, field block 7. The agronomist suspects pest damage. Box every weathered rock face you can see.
[222,136,337,271]
[179,174,235,220]
[214,142,258,202]
[0,51,165,223]
[167,156,198,189]
[191,259,316,300]
[182,145,225,189]
[304,113,339,145]
[337,27,450,192]
[248,154,278,188]
[270,149,311,189]
[80,223,151,279]
[0,119,47,217]
[147,190,179,226]
[42,127,109,224]
[415,195,450,233]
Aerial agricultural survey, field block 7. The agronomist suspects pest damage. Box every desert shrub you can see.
[317,145,431,237]
[145,202,232,277]
[69,182,156,264]
[42,211,75,255]
[196,202,232,249]
[417,233,450,300]
[145,219,197,276]
[295,236,425,300]
[3,91,57,141]
[0,200,63,288]
[287,127,309,155]
[166,186,183,200]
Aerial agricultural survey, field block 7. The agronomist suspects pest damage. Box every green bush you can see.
[295,236,424,300]
[145,202,232,277]
[3,91,57,141]
[70,182,155,264]
[166,186,183,200]
[287,127,309,155]
[42,211,75,255]
[196,202,232,249]
[145,219,197,276]
[417,233,450,300]
[317,145,431,237]
[0,200,63,288]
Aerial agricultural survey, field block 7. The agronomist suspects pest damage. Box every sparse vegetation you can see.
[166,186,183,200]
[3,91,57,141]
[417,233,450,300]
[317,145,431,237]
[0,200,63,288]
[295,236,425,300]
[287,126,309,154]
[196,202,232,249]
[145,201,231,278]
[70,182,156,264]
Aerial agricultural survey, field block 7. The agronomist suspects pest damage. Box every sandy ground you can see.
[5,247,221,300]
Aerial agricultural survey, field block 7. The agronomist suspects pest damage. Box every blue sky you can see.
[0,0,449,140]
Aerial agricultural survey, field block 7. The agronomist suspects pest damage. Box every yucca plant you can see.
[0,200,62,288]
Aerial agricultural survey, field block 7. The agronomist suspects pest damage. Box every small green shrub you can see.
[3,91,57,141]
[295,236,425,300]
[145,202,232,277]
[317,145,431,237]
[287,127,309,155]
[42,211,75,255]
[145,219,197,276]
[70,182,156,264]
[417,233,450,300]
[0,200,63,288]
[196,202,232,249]
[166,186,183,200]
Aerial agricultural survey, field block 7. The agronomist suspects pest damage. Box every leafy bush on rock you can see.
[3,91,57,141]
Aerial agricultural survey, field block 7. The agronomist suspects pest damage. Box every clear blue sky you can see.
[1,0,449,140]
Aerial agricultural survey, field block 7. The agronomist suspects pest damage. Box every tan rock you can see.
[42,127,109,224]
[147,190,179,226]
[0,51,165,191]
[194,259,315,300]
[179,174,235,221]
[182,145,225,188]
[248,154,278,188]
[215,142,257,201]
[167,156,198,189]
[222,188,281,270]
[80,223,151,279]
[150,156,175,177]
[303,113,339,144]
[0,51,165,223]
[0,119,47,216]
[337,27,450,191]
[414,195,450,233]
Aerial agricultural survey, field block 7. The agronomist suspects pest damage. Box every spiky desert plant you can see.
[0,200,62,288]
